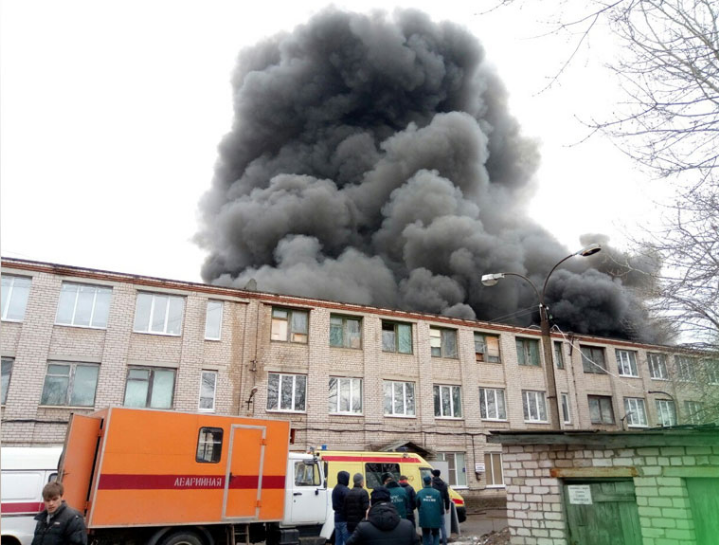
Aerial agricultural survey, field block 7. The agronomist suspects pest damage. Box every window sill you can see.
[435,417,464,421]
[382,351,414,356]
[650,377,669,381]
[628,425,649,428]
[485,485,506,489]
[518,365,542,368]
[133,330,182,337]
[618,374,641,379]
[54,323,107,331]
[204,337,222,342]
[329,412,364,416]
[1,318,23,323]
[481,418,508,422]
[38,405,94,410]
[266,409,307,414]
[384,414,417,419]
[524,420,549,424]
[270,339,308,345]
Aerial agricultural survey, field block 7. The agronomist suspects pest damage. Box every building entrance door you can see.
[563,480,642,545]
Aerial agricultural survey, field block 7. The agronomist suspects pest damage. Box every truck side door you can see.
[286,459,327,525]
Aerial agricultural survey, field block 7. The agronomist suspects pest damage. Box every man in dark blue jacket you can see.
[346,487,419,545]
[332,471,351,545]
[430,470,450,545]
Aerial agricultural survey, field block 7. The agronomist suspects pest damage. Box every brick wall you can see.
[492,432,719,545]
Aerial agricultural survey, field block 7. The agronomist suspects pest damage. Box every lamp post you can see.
[481,244,601,429]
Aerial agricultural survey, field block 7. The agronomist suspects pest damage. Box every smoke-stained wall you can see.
[197,8,658,341]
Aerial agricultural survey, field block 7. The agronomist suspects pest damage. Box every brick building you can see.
[1,257,716,500]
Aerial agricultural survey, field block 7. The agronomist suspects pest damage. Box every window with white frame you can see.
[484,452,504,488]
[204,300,223,340]
[522,390,548,422]
[656,399,677,427]
[436,452,467,487]
[270,308,308,344]
[328,377,362,414]
[2,357,14,404]
[133,293,184,335]
[561,393,571,424]
[616,350,638,377]
[516,338,540,366]
[124,367,176,409]
[1,275,31,322]
[588,395,615,424]
[198,370,218,412]
[705,359,719,384]
[267,373,306,412]
[383,380,415,417]
[330,315,362,349]
[429,327,458,358]
[55,282,112,328]
[479,387,507,420]
[554,342,564,369]
[685,401,704,424]
[475,333,501,363]
[581,345,607,374]
[648,353,668,380]
[434,384,462,418]
[381,321,412,354]
[624,397,648,427]
[676,355,697,381]
[41,361,99,407]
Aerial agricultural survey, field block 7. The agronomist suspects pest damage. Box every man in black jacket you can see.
[332,471,351,545]
[398,475,418,527]
[431,470,450,545]
[32,482,87,545]
[344,473,370,534]
[346,487,419,545]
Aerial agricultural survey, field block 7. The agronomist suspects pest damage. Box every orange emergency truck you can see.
[59,407,330,545]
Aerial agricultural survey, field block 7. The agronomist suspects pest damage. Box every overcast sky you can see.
[1,0,662,283]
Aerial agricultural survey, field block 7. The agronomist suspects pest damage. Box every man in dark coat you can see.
[346,487,419,545]
[344,473,370,534]
[398,475,417,527]
[333,470,351,545]
[430,470,450,545]
[416,476,443,545]
[382,472,411,520]
[32,482,87,545]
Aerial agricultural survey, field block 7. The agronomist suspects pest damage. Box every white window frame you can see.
[198,370,218,412]
[676,356,697,381]
[475,333,501,363]
[656,399,676,427]
[561,393,571,424]
[40,361,100,407]
[383,380,416,417]
[434,384,463,419]
[133,292,185,336]
[522,390,548,423]
[204,300,223,340]
[436,452,467,488]
[648,352,668,380]
[328,377,363,415]
[329,315,362,349]
[382,321,413,354]
[270,308,309,344]
[123,366,176,409]
[624,397,648,427]
[2,356,14,405]
[55,282,112,329]
[484,452,505,488]
[479,387,507,421]
[616,350,638,377]
[1,275,31,322]
[430,327,458,359]
[684,401,704,425]
[267,373,307,413]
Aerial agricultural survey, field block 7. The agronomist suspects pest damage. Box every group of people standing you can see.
[332,469,452,545]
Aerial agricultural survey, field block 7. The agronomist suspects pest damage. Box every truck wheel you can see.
[157,531,204,545]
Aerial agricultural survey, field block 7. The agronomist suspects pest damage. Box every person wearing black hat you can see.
[382,472,411,520]
[344,473,370,535]
[346,486,419,545]
[333,471,351,545]
[416,475,443,545]
[398,475,417,527]
[430,470,450,545]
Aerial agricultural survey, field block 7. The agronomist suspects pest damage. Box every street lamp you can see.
[480,244,602,429]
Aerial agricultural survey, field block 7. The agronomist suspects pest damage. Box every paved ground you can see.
[453,509,509,543]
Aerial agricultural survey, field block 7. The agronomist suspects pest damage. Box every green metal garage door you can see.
[686,478,719,545]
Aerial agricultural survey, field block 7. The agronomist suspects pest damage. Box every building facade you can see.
[1,258,716,500]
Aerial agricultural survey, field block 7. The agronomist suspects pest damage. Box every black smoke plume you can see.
[196,8,660,342]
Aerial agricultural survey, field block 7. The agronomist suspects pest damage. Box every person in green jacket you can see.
[382,472,411,520]
[416,475,443,545]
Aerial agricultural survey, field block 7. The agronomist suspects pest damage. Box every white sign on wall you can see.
[567,485,593,505]
[475,463,486,473]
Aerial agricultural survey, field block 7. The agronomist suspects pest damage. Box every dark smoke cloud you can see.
[197,8,660,342]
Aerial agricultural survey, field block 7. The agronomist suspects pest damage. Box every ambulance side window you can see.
[196,427,223,463]
[364,463,400,489]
